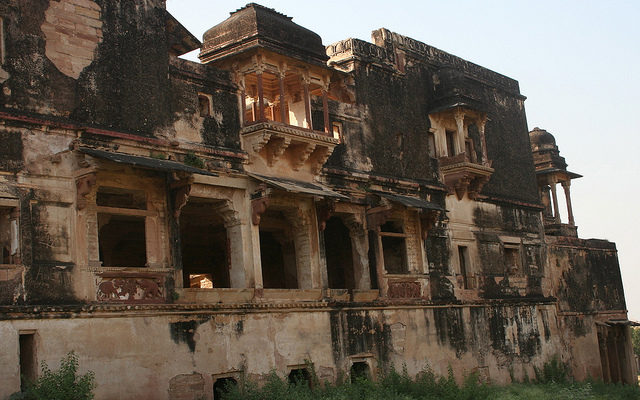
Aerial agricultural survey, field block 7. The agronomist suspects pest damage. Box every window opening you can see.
[350,362,371,382]
[96,187,148,268]
[288,368,311,387]
[379,220,408,274]
[213,377,237,400]
[445,130,456,157]
[0,206,18,264]
[259,210,297,289]
[332,122,342,140]
[98,214,146,267]
[504,246,520,275]
[19,332,36,392]
[458,246,473,289]
[427,132,436,158]
[465,138,476,162]
[180,200,230,288]
[198,94,211,117]
[324,216,355,289]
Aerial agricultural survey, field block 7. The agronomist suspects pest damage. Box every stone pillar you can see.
[541,185,553,219]
[478,115,489,165]
[322,89,330,134]
[278,72,287,124]
[561,180,575,226]
[454,110,465,155]
[345,216,371,290]
[302,73,312,129]
[256,69,265,122]
[549,180,561,223]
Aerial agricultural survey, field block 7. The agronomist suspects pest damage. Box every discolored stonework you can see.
[0,2,633,399]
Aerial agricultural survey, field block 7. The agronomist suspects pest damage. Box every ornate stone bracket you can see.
[366,205,393,230]
[266,136,291,166]
[213,199,241,227]
[440,162,494,201]
[76,173,96,210]
[316,200,335,231]
[420,210,441,240]
[171,179,193,219]
[251,184,270,225]
[292,143,317,171]
[309,146,334,174]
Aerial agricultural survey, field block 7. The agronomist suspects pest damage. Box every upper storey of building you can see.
[199,3,328,66]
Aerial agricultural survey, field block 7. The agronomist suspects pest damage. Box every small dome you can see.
[529,127,557,150]
[200,3,328,66]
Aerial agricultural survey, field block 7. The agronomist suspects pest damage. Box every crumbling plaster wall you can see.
[0,303,565,399]
[1,0,240,152]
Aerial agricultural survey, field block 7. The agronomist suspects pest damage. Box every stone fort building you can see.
[0,1,634,398]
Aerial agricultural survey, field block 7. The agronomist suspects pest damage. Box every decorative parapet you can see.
[372,28,521,94]
[241,121,338,176]
[326,38,393,68]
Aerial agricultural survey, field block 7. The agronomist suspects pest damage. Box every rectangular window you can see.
[0,205,18,264]
[97,187,148,268]
[19,332,37,392]
[332,122,342,140]
[504,246,520,275]
[380,220,408,274]
[445,130,456,157]
[465,138,476,162]
[198,93,212,117]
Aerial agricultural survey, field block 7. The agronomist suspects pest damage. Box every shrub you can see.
[19,351,96,400]
[533,355,571,384]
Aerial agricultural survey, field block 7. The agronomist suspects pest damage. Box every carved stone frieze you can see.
[96,273,165,303]
[387,281,422,299]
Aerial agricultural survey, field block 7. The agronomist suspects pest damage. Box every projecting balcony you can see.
[241,121,339,176]
[438,152,494,200]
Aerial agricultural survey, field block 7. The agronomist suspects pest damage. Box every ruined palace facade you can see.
[0,2,634,399]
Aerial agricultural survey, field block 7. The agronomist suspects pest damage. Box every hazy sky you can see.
[166,1,640,319]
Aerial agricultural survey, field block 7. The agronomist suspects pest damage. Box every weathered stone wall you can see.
[0,302,564,399]
[547,237,626,313]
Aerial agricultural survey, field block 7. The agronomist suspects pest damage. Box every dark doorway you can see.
[350,361,371,382]
[180,201,230,288]
[324,216,355,289]
[259,210,298,289]
[213,377,237,400]
[288,368,311,387]
[597,324,633,384]
[19,333,36,391]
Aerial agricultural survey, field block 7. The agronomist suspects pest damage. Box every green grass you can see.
[218,367,640,400]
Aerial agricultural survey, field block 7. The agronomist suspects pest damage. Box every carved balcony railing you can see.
[438,152,494,200]
[241,121,339,175]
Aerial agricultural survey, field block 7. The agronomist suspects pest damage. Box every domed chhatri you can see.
[200,3,328,65]
[529,127,557,150]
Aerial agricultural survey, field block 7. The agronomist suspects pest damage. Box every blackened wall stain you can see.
[0,131,24,172]
[329,310,391,369]
[169,317,211,352]
[433,307,466,357]
[488,306,541,361]
[553,239,625,313]
[23,198,78,305]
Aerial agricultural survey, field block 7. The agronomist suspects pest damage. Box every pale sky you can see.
[167,1,640,320]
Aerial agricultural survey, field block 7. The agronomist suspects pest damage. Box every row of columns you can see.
[541,179,575,226]
[239,65,331,134]
[453,110,489,165]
